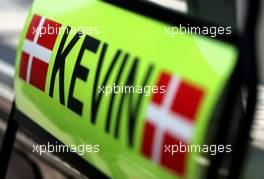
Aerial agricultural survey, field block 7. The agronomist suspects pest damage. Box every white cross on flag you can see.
[19,14,61,91]
[141,72,205,176]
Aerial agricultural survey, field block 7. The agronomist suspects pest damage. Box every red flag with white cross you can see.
[141,72,205,176]
[19,14,61,91]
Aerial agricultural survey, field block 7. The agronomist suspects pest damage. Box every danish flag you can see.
[141,72,205,176]
[19,14,61,91]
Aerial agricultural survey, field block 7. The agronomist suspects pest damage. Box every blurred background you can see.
[0,0,263,178]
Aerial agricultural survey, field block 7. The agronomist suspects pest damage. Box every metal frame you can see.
[0,104,109,178]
